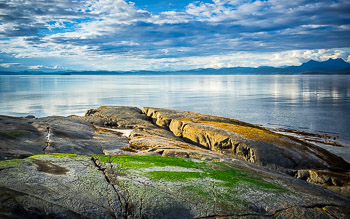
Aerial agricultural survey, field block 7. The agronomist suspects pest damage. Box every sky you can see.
[0,0,350,71]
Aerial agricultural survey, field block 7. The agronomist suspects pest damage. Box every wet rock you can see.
[0,155,122,218]
[0,115,129,159]
[0,115,45,159]
[296,169,350,198]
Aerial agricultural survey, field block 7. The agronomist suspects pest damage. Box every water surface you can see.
[1,74,349,161]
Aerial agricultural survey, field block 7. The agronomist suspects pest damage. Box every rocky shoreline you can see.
[1,106,350,218]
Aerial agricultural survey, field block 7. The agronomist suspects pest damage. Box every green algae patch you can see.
[0,158,26,169]
[209,169,287,192]
[0,130,25,139]
[91,154,294,215]
[30,153,84,159]
[6,130,24,137]
[147,171,203,181]
[93,155,205,169]
[95,155,287,192]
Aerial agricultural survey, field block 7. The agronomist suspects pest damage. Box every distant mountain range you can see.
[289,58,350,71]
[177,58,350,75]
[1,58,350,75]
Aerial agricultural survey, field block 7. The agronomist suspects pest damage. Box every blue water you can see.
[1,74,349,161]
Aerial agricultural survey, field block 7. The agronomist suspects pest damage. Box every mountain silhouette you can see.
[1,58,350,75]
[297,58,350,71]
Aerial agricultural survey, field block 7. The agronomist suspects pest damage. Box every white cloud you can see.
[0,36,100,59]
[0,0,350,71]
[46,21,67,31]
[0,63,20,68]
[150,11,190,24]
[0,0,84,36]
[28,65,44,70]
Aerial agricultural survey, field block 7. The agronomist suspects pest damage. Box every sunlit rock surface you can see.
[142,107,349,172]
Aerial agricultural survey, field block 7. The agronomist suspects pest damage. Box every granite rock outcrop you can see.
[1,106,350,218]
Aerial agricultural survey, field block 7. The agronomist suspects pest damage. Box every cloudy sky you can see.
[1,0,350,71]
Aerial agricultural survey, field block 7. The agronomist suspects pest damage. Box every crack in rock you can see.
[90,157,133,218]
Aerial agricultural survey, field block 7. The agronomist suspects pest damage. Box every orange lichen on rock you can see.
[192,119,283,144]
[143,108,350,171]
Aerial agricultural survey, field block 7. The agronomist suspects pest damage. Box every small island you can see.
[1,106,349,218]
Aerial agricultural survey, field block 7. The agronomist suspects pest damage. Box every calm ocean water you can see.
[1,74,349,162]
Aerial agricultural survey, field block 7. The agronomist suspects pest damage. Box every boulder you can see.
[84,106,150,129]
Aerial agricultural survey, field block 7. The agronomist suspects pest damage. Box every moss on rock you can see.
[0,130,25,139]
[94,154,288,213]
[29,153,84,159]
